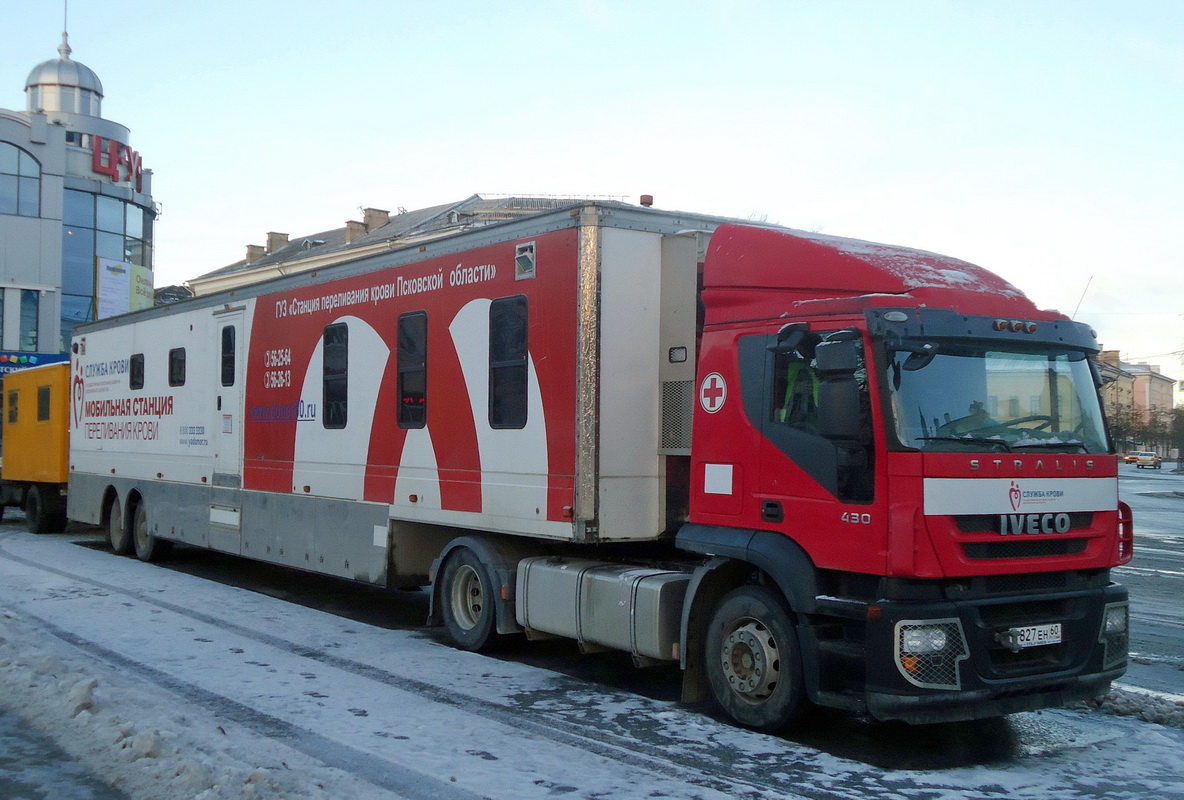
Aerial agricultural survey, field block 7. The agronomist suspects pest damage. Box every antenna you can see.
[1071,275,1093,319]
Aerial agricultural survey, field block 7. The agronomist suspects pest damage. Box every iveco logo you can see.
[1000,512,1072,535]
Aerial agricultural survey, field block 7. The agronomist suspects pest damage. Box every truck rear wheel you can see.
[439,547,497,651]
[108,499,133,555]
[131,501,171,562]
[25,485,66,534]
[705,585,804,733]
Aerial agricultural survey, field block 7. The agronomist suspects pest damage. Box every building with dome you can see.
[0,33,155,370]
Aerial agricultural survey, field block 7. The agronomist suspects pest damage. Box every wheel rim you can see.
[448,564,484,631]
[720,618,780,702]
[134,509,149,551]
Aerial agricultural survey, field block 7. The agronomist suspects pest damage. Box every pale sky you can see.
[4,1,1183,389]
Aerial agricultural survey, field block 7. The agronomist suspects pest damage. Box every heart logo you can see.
[72,366,86,428]
[1009,481,1022,512]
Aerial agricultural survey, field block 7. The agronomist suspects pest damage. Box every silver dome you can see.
[25,34,104,116]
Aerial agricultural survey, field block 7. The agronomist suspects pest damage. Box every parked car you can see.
[1132,451,1162,469]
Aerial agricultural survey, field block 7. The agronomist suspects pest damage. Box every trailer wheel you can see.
[108,499,133,555]
[705,585,804,733]
[439,547,497,651]
[131,501,172,563]
[25,485,66,534]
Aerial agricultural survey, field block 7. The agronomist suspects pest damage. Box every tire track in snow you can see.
[0,534,806,800]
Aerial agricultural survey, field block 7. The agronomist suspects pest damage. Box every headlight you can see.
[902,626,949,654]
[894,619,969,689]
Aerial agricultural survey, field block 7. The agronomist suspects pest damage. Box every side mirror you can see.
[815,338,861,374]
[815,337,864,440]
[768,322,808,353]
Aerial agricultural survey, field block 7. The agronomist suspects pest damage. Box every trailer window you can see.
[169,347,186,387]
[6,391,16,424]
[398,312,427,428]
[323,323,348,429]
[489,296,528,429]
[37,386,50,421]
[220,326,236,387]
[130,354,144,390]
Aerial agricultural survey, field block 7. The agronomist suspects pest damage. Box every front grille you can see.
[980,572,1070,594]
[977,598,1072,627]
[962,538,1087,560]
[989,642,1068,672]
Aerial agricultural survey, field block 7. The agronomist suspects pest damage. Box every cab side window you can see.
[771,338,821,434]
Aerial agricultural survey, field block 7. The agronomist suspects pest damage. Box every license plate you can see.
[1009,623,1062,649]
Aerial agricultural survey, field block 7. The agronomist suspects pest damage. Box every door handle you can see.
[761,500,784,523]
[217,396,222,411]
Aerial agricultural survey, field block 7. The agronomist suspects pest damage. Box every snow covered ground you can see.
[2,526,1183,800]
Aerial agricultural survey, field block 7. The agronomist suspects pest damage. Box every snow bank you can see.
[1077,684,1184,729]
[0,609,399,800]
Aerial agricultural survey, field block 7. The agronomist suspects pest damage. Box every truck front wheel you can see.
[439,547,497,651]
[705,585,804,732]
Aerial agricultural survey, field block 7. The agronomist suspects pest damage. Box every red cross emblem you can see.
[699,372,727,414]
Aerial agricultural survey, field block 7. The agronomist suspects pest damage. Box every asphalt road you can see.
[1116,465,1184,696]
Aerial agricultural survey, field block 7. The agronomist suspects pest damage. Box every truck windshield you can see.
[884,343,1109,454]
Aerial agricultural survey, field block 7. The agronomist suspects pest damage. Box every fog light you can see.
[902,626,949,654]
[1104,603,1128,635]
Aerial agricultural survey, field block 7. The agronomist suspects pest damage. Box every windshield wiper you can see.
[1011,441,1087,452]
[917,436,1012,451]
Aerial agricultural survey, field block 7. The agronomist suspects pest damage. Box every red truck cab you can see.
[676,224,1130,726]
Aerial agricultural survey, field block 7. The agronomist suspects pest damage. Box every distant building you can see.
[1124,361,1176,422]
[188,195,601,296]
[0,33,156,360]
[1096,350,1135,421]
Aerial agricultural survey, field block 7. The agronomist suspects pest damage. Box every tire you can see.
[24,487,44,534]
[108,498,133,555]
[25,485,65,534]
[705,585,805,733]
[439,547,497,651]
[131,501,172,562]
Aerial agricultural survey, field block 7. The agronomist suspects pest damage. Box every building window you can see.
[323,323,348,429]
[169,348,186,387]
[19,290,38,352]
[0,143,40,218]
[397,312,427,428]
[60,188,155,340]
[489,296,528,429]
[37,386,51,422]
[129,353,144,390]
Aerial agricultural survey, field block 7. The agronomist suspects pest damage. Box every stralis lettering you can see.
[83,396,174,418]
[970,458,1095,472]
